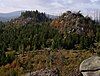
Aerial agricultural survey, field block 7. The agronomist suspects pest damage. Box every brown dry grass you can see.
[0,50,95,76]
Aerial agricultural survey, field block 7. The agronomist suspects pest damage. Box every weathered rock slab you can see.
[80,56,100,76]
[22,68,59,76]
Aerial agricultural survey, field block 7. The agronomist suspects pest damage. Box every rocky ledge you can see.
[22,68,59,76]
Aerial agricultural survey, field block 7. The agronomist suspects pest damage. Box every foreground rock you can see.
[22,68,59,76]
[80,56,100,76]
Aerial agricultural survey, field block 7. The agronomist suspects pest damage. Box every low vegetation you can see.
[0,50,95,76]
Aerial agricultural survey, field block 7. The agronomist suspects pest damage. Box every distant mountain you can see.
[0,11,22,22]
[0,11,58,22]
[46,14,58,19]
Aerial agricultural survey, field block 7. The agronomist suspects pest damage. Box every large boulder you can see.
[80,56,100,76]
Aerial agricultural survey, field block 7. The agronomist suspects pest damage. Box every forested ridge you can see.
[0,10,100,74]
[0,10,100,52]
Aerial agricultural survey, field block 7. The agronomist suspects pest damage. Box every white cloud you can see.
[50,2,63,8]
[90,0,99,2]
[67,0,73,4]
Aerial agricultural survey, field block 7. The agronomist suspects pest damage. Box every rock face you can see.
[23,68,59,76]
[51,11,95,37]
[80,56,100,76]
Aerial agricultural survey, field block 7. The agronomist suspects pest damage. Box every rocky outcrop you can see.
[80,56,100,76]
[51,11,95,37]
[22,68,59,76]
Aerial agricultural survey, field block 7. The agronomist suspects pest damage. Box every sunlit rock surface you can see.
[80,56,100,76]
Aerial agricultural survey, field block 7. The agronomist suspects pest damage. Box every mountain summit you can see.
[51,11,96,37]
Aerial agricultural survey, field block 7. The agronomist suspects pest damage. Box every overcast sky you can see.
[0,0,100,15]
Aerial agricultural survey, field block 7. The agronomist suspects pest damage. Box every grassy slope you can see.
[0,50,95,76]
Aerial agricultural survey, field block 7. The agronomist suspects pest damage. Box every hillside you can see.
[0,10,100,52]
[51,11,96,37]
[0,10,100,76]
[0,50,95,76]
